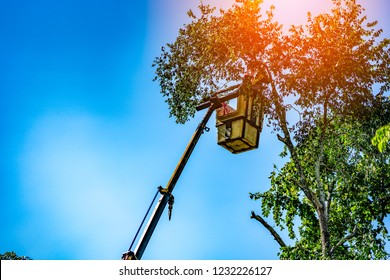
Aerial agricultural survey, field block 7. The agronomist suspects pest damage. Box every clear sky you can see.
[1,0,389,260]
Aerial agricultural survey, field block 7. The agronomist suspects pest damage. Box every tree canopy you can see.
[153,0,390,259]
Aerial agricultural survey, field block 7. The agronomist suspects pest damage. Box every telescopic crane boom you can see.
[122,85,240,260]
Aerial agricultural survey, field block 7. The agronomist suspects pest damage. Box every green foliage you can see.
[153,0,390,259]
[153,0,280,123]
[154,0,390,126]
[372,122,390,152]
[0,251,32,260]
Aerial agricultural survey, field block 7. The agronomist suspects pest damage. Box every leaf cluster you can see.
[372,122,390,152]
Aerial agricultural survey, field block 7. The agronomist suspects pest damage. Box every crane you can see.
[121,84,247,260]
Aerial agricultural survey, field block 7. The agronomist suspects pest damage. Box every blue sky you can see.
[1,0,389,260]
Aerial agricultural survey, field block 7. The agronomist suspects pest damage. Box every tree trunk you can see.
[317,205,331,259]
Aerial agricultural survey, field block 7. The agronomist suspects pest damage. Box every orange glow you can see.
[262,0,333,26]
[204,0,333,26]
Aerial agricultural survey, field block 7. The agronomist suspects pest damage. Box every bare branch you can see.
[277,133,287,144]
[316,96,330,208]
[251,211,287,248]
[326,180,336,212]
[329,225,359,257]
[268,77,321,211]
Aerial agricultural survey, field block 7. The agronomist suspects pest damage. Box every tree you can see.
[153,0,390,259]
[251,102,390,259]
[0,251,32,260]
